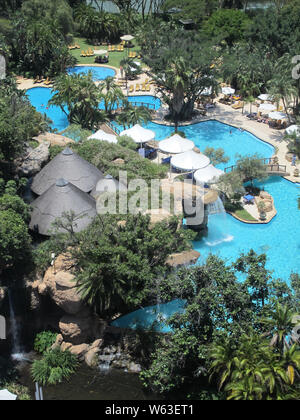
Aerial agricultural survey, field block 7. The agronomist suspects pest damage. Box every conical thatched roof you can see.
[91,174,127,199]
[29,179,97,236]
[31,148,104,195]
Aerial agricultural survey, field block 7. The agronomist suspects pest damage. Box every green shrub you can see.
[34,331,58,355]
[117,135,137,151]
[31,349,78,386]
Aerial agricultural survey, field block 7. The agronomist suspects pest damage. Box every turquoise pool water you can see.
[26,87,69,132]
[67,66,116,81]
[26,87,161,132]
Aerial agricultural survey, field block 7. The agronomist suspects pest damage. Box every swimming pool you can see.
[26,87,161,132]
[67,66,116,81]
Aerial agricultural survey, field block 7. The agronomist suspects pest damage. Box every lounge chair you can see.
[111,45,115,52]
[80,50,87,57]
[108,45,112,52]
[129,85,134,93]
[135,84,140,92]
[141,83,146,92]
[146,84,151,92]
[232,101,244,110]
[44,77,52,85]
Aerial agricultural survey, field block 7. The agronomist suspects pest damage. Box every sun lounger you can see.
[129,85,134,93]
[135,84,140,92]
[111,45,115,52]
[146,84,151,92]
[232,101,244,109]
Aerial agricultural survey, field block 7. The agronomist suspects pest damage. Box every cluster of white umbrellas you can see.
[158,133,223,183]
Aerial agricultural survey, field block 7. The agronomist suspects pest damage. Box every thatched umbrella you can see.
[29,179,97,236]
[31,148,104,195]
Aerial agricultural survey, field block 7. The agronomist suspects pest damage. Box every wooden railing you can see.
[128,101,156,110]
[224,158,287,175]
[106,121,121,135]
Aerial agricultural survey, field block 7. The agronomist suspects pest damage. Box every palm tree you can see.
[99,76,125,115]
[209,338,235,391]
[49,72,107,129]
[117,102,152,128]
[261,304,299,354]
[268,55,298,123]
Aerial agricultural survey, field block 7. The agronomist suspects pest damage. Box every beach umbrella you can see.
[120,124,155,144]
[258,103,276,112]
[258,94,273,101]
[0,390,17,401]
[94,49,108,56]
[268,111,288,120]
[171,150,210,171]
[88,129,117,144]
[194,165,224,184]
[120,35,135,42]
[285,125,300,137]
[222,87,235,95]
[31,148,104,195]
[159,134,195,154]
[29,179,97,236]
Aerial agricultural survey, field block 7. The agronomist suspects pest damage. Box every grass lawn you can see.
[234,209,257,222]
[70,37,142,69]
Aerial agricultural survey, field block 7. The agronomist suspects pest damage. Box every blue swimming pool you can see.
[26,87,161,132]
[67,65,116,81]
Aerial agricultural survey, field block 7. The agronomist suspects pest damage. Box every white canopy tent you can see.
[194,165,224,184]
[268,111,288,120]
[222,87,235,95]
[259,103,276,112]
[159,134,195,154]
[171,150,210,172]
[88,130,118,144]
[120,124,155,144]
[286,124,300,137]
[0,389,17,400]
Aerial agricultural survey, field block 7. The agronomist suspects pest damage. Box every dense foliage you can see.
[31,349,78,386]
[141,251,300,399]
[34,331,58,355]
[0,78,48,163]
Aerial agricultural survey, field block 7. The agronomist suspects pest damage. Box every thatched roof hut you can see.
[91,175,127,199]
[29,179,97,236]
[31,148,104,195]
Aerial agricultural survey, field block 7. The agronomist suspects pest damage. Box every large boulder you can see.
[166,250,200,268]
[18,142,50,177]
[41,253,83,315]
[59,313,92,345]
